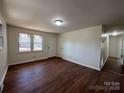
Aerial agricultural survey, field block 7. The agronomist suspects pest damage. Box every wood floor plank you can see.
[3,57,124,93]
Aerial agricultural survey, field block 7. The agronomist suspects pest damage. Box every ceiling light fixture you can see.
[54,19,63,26]
[112,32,118,36]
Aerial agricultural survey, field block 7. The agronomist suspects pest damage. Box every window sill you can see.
[17,50,43,54]
[33,50,43,52]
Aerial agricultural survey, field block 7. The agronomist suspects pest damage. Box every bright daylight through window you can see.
[19,33,42,52]
[33,35,43,51]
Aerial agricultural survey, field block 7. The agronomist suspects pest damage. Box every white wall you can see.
[57,25,102,70]
[0,13,8,88]
[7,25,57,65]
[109,35,124,58]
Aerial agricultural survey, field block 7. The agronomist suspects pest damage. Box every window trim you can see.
[17,32,43,53]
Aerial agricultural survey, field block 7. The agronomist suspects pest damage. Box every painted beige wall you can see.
[57,25,102,70]
[7,25,57,65]
[0,13,7,87]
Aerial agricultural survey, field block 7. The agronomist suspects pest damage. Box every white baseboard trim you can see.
[0,66,8,93]
[0,83,4,93]
[62,57,100,71]
[8,57,48,66]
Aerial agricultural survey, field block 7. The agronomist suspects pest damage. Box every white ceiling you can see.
[1,0,124,33]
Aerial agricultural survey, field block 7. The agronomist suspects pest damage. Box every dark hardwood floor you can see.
[103,57,124,75]
[3,57,124,93]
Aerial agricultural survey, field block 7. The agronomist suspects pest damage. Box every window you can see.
[0,24,4,50]
[18,33,43,52]
[33,35,43,51]
[19,33,31,52]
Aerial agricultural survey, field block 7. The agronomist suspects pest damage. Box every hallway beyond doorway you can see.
[103,57,124,76]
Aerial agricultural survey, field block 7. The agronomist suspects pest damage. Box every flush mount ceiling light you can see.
[54,19,63,26]
[112,31,118,36]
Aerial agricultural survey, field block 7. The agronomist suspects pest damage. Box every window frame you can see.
[32,35,43,52]
[17,32,43,53]
[17,32,32,53]
[0,23,4,51]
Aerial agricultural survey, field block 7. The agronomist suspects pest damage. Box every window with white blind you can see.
[19,33,31,52]
[18,33,43,52]
[33,35,43,51]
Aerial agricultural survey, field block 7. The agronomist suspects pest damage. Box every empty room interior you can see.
[0,0,124,93]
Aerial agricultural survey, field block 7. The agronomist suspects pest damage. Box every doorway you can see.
[103,34,124,75]
[121,39,124,64]
[100,37,108,69]
[47,36,56,58]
